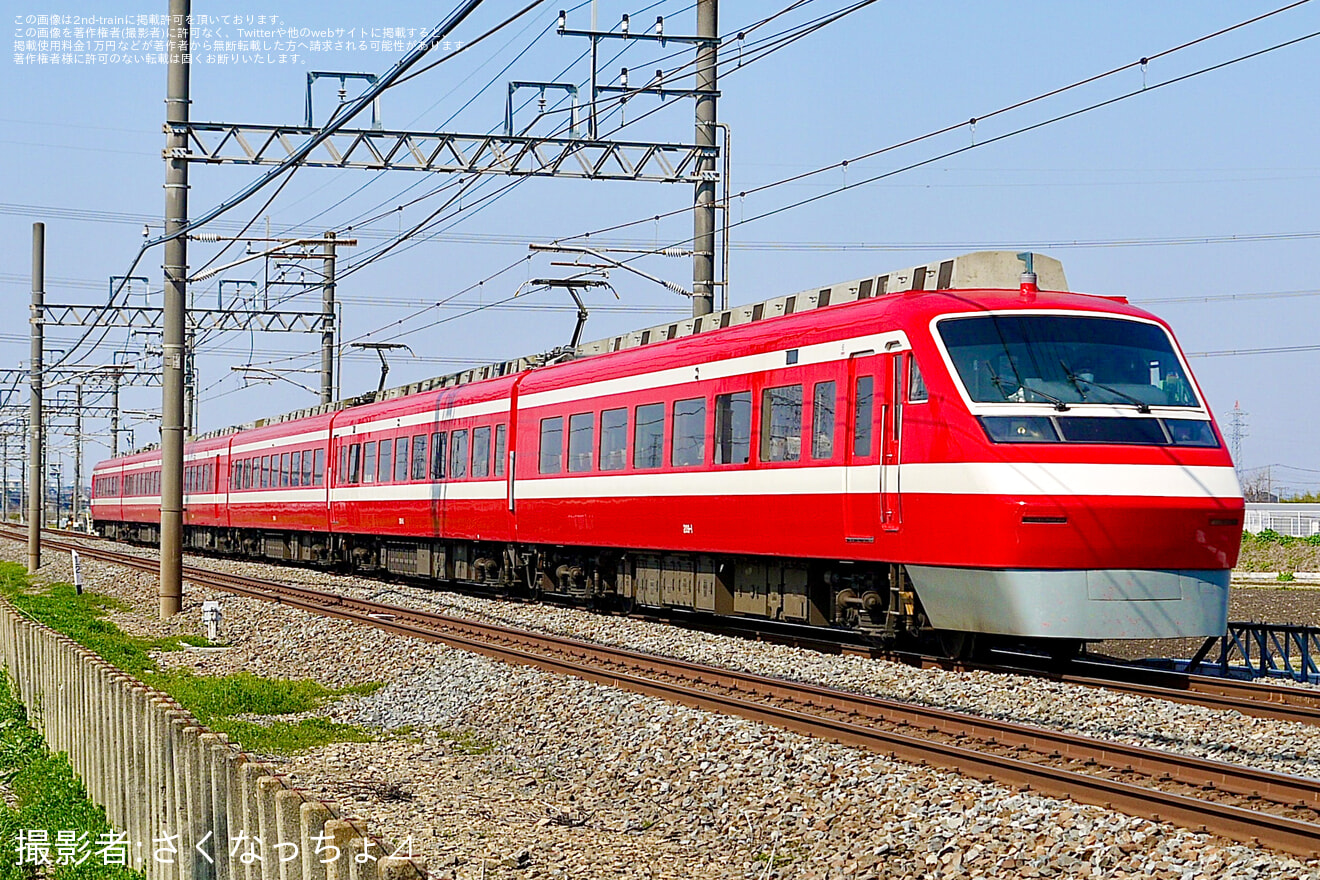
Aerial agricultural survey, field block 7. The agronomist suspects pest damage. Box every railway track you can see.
[17,526,1320,722]
[10,528,1320,856]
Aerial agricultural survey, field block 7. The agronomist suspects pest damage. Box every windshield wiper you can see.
[988,361,1069,411]
[1059,360,1151,414]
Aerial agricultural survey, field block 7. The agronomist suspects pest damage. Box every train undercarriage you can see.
[95,520,964,651]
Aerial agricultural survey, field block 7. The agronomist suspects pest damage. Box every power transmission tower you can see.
[1228,400,1248,475]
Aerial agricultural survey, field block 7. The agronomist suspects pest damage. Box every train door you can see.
[844,352,880,543]
[880,351,903,530]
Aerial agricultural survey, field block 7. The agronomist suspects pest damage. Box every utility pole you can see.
[321,231,336,404]
[160,0,189,618]
[28,222,44,572]
[72,383,82,528]
[111,373,120,456]
[692,0,718,317]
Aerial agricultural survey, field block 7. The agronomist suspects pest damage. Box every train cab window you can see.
[378,439,393,483]
[671,397,707,468]
[494,424,507,477]
[633,403,664,469]
[302,450,314,487]
[812,381,837,459]
[393,439,409,483]
[714,392,751,465]
[431,432,447,479]
[313,449,326,486]
[599,408,628,471]
[853,376,874,456]
[568,413,594,473]
[410,434,427,480]
[291,451,303,487]
[450,429,469,479]
[908,355,928,403]
[363,442,377,483]
[539,417,564,474]
[348,443,362,483]
[472,427,491,478]
[760,385,802,462]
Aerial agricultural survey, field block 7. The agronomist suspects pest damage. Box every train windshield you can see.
[937,314,1200,408]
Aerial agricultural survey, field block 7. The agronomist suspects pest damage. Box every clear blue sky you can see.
[3,0,1318,494]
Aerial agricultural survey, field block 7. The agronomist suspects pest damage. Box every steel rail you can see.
[14,530,1320,856]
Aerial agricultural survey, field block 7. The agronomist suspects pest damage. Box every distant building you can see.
[1245,503,1320,537]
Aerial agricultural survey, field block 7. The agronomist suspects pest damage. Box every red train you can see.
[91,252,1244,654]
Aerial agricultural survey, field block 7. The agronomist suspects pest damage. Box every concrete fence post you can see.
[202,733,231,880]
[256,775,284,880]
[223,750,249,880]
[347,834,380,880]
[299,801,334,880]
[322,821,359,880]
[274,788,305,880]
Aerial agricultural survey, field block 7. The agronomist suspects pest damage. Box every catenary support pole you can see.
[691,0,717,317]
[28,222,44,572]
[320,231,336,405]
[111,373,120,456]
[160,0,190,617]
[73,382,82,527]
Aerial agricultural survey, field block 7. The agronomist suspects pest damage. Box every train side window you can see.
[393,438,409,483]
[338,447,348,483]
[493,424,507,476]
[431,432,447,479]
[290,451,302,487]
[853,376,874,456]
[313,449,326,486]
[812,381,837,459]
[378,439,393,483]
[633,403,664,469]
[280,453,291,487]
[410,434,427,481]
[671,397,707,467]
[908,354,928,402]
[450,429,469,479]
[599,408,628,471]
[184,468,191,494]
[539,417,564,474]
[255,456,265,488]
[568,413,594,473]
[760,385,802,462]
[231,463,240,490]
[348,443,361,483]
[363,442,377,483]
[472,426,491,478]
[302,450,314,487]
[244,459,254,490]
[714,392,751,465]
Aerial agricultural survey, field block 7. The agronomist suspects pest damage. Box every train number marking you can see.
[682,523,694,534]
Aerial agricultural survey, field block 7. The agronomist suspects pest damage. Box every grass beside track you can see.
[0,670,142,880]
[0,562,379,755]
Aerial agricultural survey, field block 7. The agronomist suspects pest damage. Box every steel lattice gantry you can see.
[40,305,324,333]
[172,122,718,183]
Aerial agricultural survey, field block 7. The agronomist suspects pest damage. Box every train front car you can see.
[899,279,1242,646]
